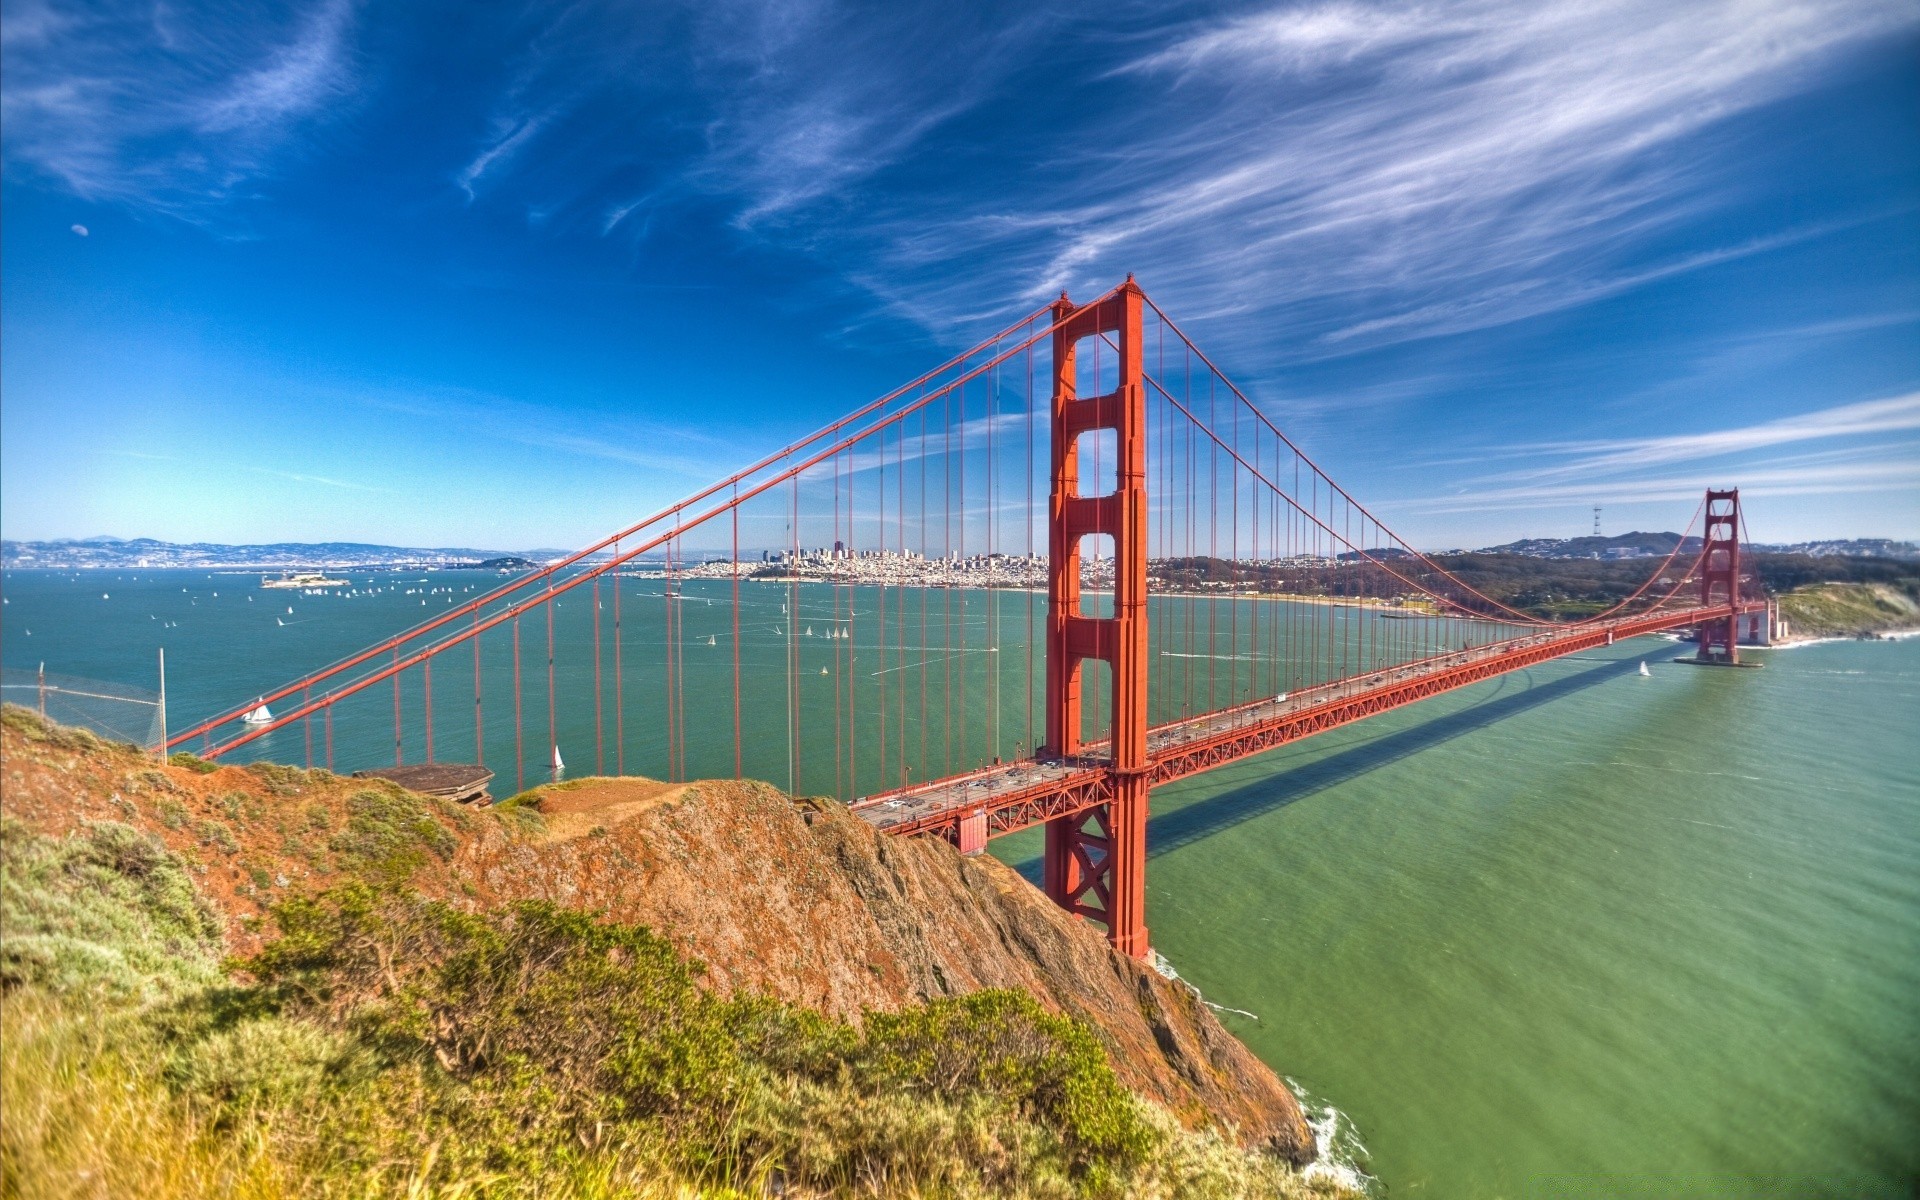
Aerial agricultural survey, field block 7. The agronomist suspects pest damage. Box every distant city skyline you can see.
[3,0,1917,551]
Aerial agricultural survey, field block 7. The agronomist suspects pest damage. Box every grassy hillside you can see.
[1776,582,1920,639]
[0,710,1358,1199]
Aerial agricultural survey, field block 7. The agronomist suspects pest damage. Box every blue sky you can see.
[2,0,1916,550]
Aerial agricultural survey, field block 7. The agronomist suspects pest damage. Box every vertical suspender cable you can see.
[594,576,603,774]
[732,490,742,780]
[614,546,625,776]
[473,610,484,768]
[513,616,524,793]
[789,469,799,794]
[392,648,402,766]
[546,586,557,777]
[424,658,434,763]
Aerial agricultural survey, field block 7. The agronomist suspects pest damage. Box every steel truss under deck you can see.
[852,599,1765,849]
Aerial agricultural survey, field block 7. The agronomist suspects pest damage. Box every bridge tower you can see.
[1041,280,1152,959]
[1695,488,1742,664]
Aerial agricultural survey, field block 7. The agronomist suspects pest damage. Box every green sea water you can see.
[4,568,1916,1196]
[995,635,1920,1197]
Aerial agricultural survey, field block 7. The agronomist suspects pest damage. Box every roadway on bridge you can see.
[850,603,1759,841]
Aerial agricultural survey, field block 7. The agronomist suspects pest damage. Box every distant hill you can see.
[1476,533,1920,561]
[1749,538,1920,560]
[0,537,571,570]
[1476,531,1697,559]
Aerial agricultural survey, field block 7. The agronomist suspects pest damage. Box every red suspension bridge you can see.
[165,280,1767,959]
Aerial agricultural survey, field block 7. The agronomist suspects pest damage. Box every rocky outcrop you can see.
[460,778,1312,1159]
[0,714,1312,1161]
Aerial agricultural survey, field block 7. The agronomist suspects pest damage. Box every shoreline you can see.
[1766,627,1920,649]
[735,575,1447,613]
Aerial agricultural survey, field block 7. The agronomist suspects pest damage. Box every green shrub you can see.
[248,761,310,797]
[194,819,240,855]
[326,789,456,880]
[0,819,224,1001]
[168,751,219,774]
[0,743,1340,1199]
[165,1016,357,1117]
[2,704,111,750]
[230,883,1172,1192]
[492,790,547,835]
[858,989,1157,1168]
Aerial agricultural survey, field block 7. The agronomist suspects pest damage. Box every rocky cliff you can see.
[0,712,1312,1161]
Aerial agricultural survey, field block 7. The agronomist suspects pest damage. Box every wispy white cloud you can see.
[1403,458,1920,513]
[1,0,357,216]
[1125,3,1458,77]
[195,1,354,135]
[1493,392,1920,483]
[104,448,390,492]
[681,2,1051,229]
[458,112,552,201]
[1401,395,1920,514]
[828,0,1917,356]
[344,383,730,478]
[238,463,391,493]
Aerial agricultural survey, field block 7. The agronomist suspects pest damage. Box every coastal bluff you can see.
[0,710,1313,1163]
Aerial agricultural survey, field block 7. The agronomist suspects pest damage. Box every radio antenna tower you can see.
[1592,505,1603,537]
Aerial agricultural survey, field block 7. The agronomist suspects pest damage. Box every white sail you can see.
[242,703,273,724]
[1639,661,1651,677]
[551,745,565,772]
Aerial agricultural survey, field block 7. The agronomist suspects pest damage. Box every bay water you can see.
[3,567,1915,1196]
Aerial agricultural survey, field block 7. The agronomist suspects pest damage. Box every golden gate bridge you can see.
[164,279,1767,959]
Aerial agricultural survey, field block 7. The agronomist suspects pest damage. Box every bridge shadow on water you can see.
[1007,650,1653,883]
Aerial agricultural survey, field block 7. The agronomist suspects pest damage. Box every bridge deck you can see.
[850,603,1763,843]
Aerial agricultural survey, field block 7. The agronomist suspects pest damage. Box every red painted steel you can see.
[1042,280,1151,959]
[1696,489,1742,664]
[856,597,1763,846]
[180,295,1112,763]
[161,303,1062,753]
[173,279,1767,975]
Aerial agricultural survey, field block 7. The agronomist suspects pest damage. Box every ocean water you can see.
[993,635,1920,1197]
[4,568,1916,1196]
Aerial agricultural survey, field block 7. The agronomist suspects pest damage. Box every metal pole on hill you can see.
[156,648,168,760]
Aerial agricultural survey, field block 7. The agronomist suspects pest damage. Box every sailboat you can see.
[705,634,717,646]
[1639,661,1651,677]
[551,745,565,773]
[806,626,815,637]
[242,701,274,724]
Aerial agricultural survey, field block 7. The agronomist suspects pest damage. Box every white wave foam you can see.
[1285,1077,1377,1195]
[1152,952,1373,1191]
